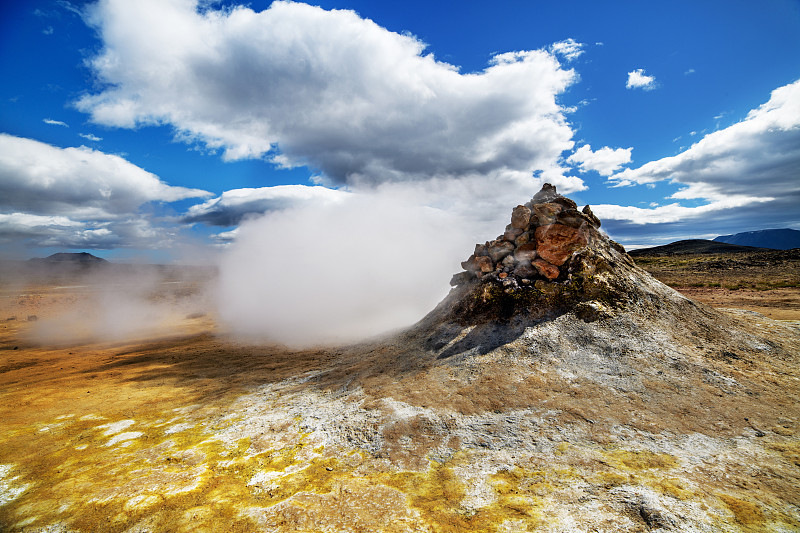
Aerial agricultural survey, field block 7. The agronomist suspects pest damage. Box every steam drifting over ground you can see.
[0,261,214,346]
[32,279,206,345]
[216,193,478,347]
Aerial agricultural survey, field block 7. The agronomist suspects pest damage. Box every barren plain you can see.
[1,249,799,532]
[633,248,800,321]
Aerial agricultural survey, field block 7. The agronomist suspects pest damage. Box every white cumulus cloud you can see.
[599,78,800,245]
[77,0,579,188]
[0,212,120,248]
[43,118,69,127]
[610,79,800,198]
[0,134,210,219]
[0,212,83,234]
[549,38,584,61]
[593,195,772,225]
[183,185,347,226]
[567,144,632,176]
[626,69,656,90]
[0,134,211,248]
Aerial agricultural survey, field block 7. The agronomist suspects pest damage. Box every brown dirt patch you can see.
[633,249,800,320]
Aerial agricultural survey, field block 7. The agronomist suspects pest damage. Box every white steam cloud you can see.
[24,266,213,345]
[216,193,478,347]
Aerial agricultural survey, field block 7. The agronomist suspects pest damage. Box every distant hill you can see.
[713,228,800,250]
[628,239,767,256]
[28,252,109,264]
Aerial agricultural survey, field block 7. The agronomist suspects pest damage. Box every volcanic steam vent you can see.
[401,183,771,362]
[445,183,636,323]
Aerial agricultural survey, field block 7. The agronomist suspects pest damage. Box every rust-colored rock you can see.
[534,224,588,266]
[532,258,559,280]
[531,203,562,227]
[475,256,494,273]
[510,205,532,229]
[455,185,602,285]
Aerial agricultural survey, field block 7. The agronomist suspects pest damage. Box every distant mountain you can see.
[713,228,800,250]
[628,239,767,256]
[28,252,109,264]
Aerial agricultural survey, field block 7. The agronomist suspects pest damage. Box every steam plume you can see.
[216,193,477,347]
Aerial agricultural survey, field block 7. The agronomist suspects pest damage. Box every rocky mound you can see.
[424,184,662,327]
[389,183,788,364]
[453,183,607,286]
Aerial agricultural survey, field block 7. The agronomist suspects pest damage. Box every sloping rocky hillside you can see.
[1,185,799,532]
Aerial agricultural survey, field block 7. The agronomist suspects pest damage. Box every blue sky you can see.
[1,0,799,261]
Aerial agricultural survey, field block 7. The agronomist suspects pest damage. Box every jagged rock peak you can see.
[453,184,617,287]
[445,184,638,323]
[529,182,560,204]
